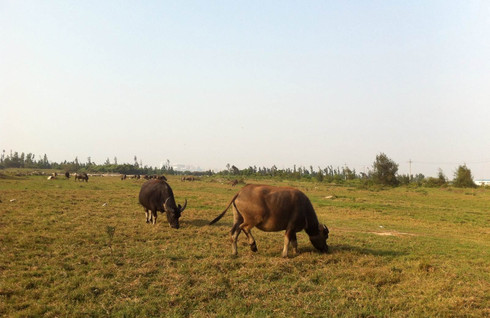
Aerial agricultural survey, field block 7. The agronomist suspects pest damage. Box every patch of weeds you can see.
[89,287,103,297]
[24,281,38,290]
[418,261,435,273]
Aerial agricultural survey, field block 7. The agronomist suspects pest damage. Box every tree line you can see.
[0,151,179,176]
[0,150,479,188]
[219,153,477,188]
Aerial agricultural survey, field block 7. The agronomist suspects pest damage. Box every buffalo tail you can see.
[209,192,240,225]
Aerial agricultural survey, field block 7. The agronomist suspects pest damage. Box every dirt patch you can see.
[334,227,417,237]
[369,231,417,237]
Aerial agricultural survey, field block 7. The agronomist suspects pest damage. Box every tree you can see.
[453,164,476,188]
[343,166,356,180]
[231,165,240,175]
[371,153,399,186]
[134,156,139,168]
[316,167,324,182]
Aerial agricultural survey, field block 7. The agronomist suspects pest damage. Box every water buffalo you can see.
[138,179,187,228]
[209,184,329,257]
[75,173,89,182]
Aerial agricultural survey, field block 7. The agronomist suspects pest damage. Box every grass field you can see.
[0,172,489,317]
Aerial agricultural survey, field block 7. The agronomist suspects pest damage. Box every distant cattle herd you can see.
[41,171,330,257]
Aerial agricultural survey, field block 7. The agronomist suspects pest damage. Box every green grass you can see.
[0,173,489,317]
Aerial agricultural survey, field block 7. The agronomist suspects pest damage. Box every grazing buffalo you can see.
[138,179,187,228]
[209,184,329,257]
[75,173,89,182]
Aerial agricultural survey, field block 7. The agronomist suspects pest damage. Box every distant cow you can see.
[65,171,70,179]
[209,184,329,257]
[138,179,187,228]
[230,179,239,186]
[75,173,89,182]
[121,174,127,180]
[181,176,195,181]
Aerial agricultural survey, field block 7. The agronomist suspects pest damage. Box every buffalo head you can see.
[308,224,329,253]
[164,198,187,229]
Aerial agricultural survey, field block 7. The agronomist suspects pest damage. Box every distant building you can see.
[172,164,203,172]
[474,179,490,186]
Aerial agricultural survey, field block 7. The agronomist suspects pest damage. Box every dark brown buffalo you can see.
[138,179,187,228]
[65,171,70,179]
[209,184,329,257]
[74,173,89,182]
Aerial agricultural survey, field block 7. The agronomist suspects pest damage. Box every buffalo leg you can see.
[151,211,157,224]
[282,230,298,258]
[291,232,298,255]
[240,224,257,252]
[230,223,242,255]
[230,209,244,255]
[145,209,150,223]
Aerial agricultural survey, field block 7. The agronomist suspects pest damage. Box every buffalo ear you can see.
[322,224,329,236]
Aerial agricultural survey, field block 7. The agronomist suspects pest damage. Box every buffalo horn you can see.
[164,197,171,211]
[180,199,187,212]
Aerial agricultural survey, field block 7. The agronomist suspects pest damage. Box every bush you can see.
[453,165,476,188]
[425,169,447,188]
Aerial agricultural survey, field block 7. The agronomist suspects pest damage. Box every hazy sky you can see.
[1,1,490,178]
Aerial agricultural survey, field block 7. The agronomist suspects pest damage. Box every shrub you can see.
[453,165,476,188]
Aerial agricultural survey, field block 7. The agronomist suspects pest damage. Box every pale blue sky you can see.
[1,1,489,177]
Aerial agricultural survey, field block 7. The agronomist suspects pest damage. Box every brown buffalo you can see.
[74,173,89,182]
[138,179,187,228]
[209,184,329,257]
